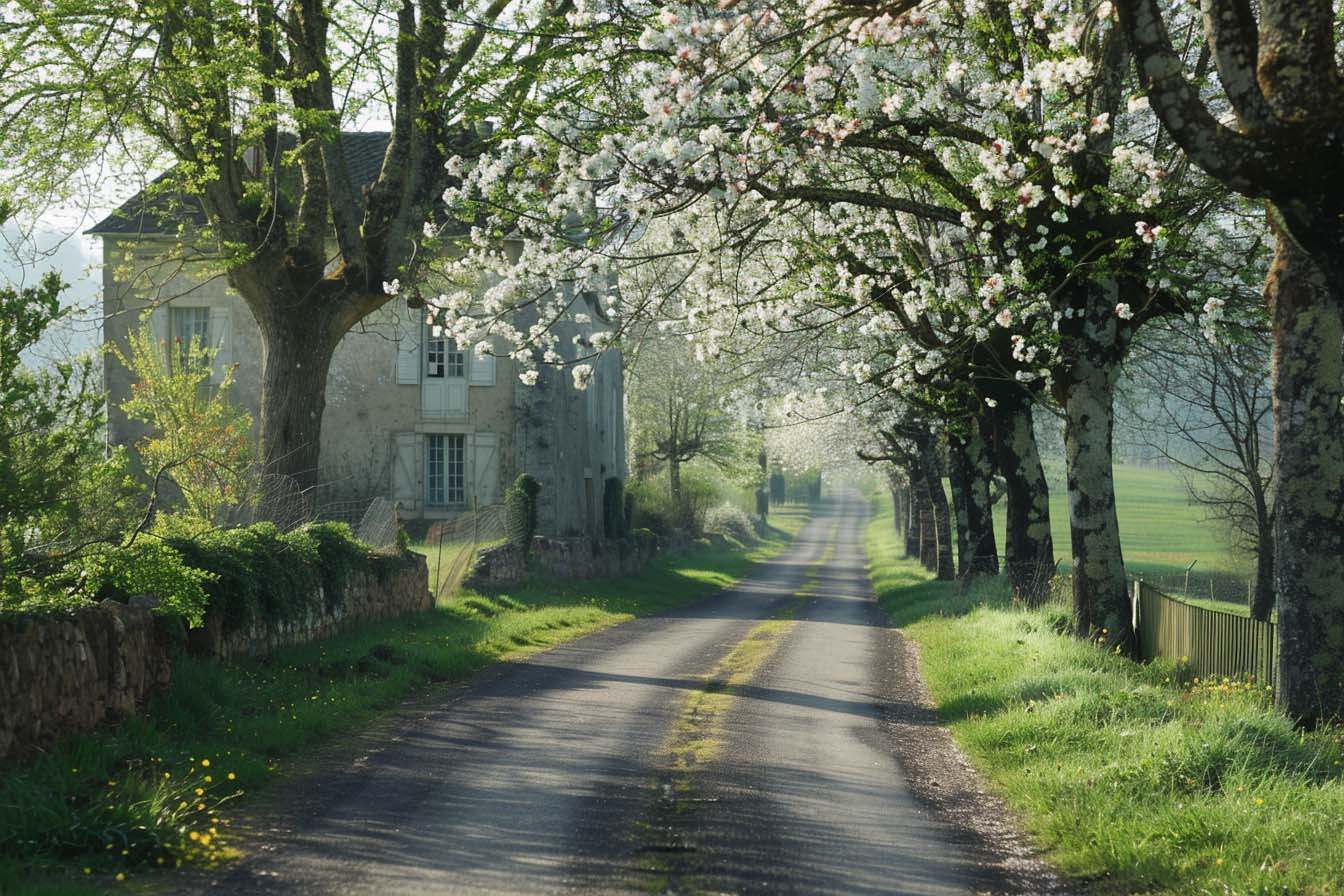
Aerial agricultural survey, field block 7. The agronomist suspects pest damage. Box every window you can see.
[426,434,466,505]
[426,332,465,379]
[170,307,210,367]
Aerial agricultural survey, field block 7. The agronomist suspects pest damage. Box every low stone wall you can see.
[0,552,431,763]
[0,600,174,763]
[465,532,662,589]
[188,553,432,659]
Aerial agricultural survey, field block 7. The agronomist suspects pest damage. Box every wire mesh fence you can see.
[1130,567,1256,614]
[417,503,508,601]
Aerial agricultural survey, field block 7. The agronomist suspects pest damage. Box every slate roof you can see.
[87,132,392,236]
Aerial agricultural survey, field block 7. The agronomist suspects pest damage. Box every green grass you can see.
[867,496,1344,895]
[988,463,1241,577]
[0,508,809,895]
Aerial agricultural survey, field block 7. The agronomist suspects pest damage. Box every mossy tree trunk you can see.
[1266,234,1344,722]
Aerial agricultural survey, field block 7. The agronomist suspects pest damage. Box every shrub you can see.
[305,522,372,610]
[505,474,541,554]
[113,324,255,525]
[703,503,757,546]
[80,542,213,627]
[625,477,677,535]
[602,477,626,539]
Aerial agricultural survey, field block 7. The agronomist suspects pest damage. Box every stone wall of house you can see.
[0,553,431,763]
[465,532,662,589]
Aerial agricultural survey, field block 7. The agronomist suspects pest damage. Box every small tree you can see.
[602,477,626,540]
[627,336,745,528]
[505,474,541,556]
[1,263,141,598]
[1122,321,1275,618]
[114,325,254,525]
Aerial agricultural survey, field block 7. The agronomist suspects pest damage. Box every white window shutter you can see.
[468,346,496,386]
[149,306,171,362]
[395,307,421,384]
[391,432,420,511]
[208,306,232,384]
[471,433,499,506]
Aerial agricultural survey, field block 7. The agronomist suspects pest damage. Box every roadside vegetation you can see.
[0,506,808,894]
[867,496,1344,895]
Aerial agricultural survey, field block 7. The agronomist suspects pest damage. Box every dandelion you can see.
[201,759,210,768]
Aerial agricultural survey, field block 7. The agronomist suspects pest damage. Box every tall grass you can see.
[866,498,1344,895]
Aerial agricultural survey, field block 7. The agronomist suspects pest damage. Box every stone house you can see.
[90,133,625,537]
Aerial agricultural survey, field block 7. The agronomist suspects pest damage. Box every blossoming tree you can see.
[435,0,1240,647]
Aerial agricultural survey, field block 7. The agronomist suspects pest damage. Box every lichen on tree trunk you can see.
[1063,347,1131,652]
[1266,233,1344,724]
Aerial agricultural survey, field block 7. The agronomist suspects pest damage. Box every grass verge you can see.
[0,508,809,896]
[866,496,1344,896]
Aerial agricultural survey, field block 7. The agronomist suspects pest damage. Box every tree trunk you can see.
[1063,342,1132,653]
[948,417,1000,578]
[668,454,682,523]
[947,451,970,577]
[1249,486,1275,622]
[989,390,1054,603]
[914,476,936,571]
[904,475,921,559]
[891,479,906,537]
[257,315,338,503]
[1266,233,1344,725]
[920,440,955,582]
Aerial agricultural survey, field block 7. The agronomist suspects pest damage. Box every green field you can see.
[990,463,1242,576]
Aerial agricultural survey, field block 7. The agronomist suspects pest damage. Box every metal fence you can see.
[420,503,508,600]
[1133,580,1277,690]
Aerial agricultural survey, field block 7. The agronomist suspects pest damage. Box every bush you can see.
[625,477,677,535]
[505,474,541,554]
[80,542,214,627]
[703,503,758,546]
[602,477,626,539]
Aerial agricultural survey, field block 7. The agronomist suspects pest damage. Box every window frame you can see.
[169,306,210,367]
[425,331,465,379]
[425,433,467,506]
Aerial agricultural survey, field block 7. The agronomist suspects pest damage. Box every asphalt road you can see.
[204,491,997,895]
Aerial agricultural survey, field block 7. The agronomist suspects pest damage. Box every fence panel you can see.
[1134,581,1276,690]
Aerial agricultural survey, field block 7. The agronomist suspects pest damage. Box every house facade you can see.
[90,137,625,537]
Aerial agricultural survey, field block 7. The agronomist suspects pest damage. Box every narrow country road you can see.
[201,491,1034,895]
